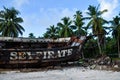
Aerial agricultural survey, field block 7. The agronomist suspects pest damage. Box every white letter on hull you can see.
[10,52,17,60]
[67,49,73,56]
[47,51,55,59]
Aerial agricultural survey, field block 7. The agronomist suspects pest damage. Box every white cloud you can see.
[22,8,77,37]
[38,8,77,36]
[41,8,77,22]
[98,0,119,19]
[39,8,76,25]
[60,8,77,19]
[12,0,29,9]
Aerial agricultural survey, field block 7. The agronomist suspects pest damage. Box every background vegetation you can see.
[0,5,120,58]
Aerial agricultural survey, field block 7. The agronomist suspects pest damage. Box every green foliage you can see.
[28,33,36,38]
[83,38,99,58]
[42,5,120,58]
[1,6,120,58]
[86,5,108,55]
[73,11,87,36]
[57,17,74,37]
[105,37,118,57]
[43,25,59,38]
[0,7,25,37]
[110,15,120,58]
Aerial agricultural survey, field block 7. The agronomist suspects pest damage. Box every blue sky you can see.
[0,0,120,37]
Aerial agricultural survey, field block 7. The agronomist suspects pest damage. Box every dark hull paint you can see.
[0,46,82,68]
[0,36,90,68]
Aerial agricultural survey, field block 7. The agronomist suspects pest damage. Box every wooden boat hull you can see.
[0,35,90,68]
[0,46,82,68]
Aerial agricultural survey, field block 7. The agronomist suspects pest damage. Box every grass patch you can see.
[112,58,120,60]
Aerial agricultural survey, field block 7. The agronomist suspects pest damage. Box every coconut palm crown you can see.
[0,7,25,37]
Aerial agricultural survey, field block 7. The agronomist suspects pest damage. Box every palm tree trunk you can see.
[97,37,102,55]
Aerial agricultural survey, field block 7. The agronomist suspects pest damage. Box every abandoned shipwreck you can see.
[0,36,88,68]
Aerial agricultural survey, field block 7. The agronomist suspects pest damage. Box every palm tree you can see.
[110,15,120,58]
[43,32,50,38]
[44,25,59,38]
[28,33,35,38]
[73,11,86,36]
[57,17,73,37]
[0,7,25,37]
[86,5,108,54]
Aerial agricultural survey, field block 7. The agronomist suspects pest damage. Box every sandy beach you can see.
[0,67,120,80]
